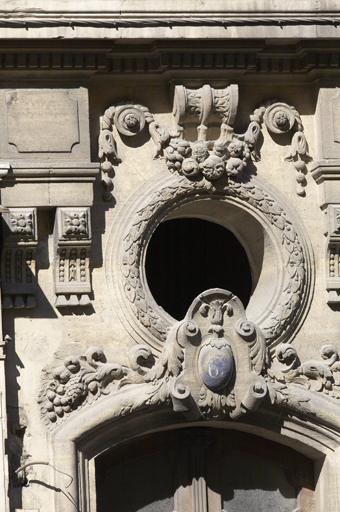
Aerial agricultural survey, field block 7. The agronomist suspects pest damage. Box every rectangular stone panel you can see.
[316,88,340,160]
[0,87,91,161]
[6,90,79,153]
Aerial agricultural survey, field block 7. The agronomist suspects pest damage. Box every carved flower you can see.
[10,213,33,235]
[64,212,87,236]
[124,113,139,128]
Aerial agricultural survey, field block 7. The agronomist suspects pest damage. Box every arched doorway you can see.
[95,428,315,512]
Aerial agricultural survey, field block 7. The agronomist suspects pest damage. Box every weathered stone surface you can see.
[6,90,79,153]
[0,12,340,512]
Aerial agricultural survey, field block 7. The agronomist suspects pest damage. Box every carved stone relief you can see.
[39,289,340,431]
[54,207,92,308]
[99,87,313,351]
[172,84,239,140]
[98,85,311,201]
[117,176,309,349]
[1,208,37,309]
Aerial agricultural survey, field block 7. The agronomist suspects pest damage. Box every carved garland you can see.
[122,176,306,346]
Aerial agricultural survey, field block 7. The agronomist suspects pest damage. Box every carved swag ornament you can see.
[99,84,311,199]
[39,289,339,429]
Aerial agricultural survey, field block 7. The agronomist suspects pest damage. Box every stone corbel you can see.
[325,205,340,304]
[54,207,92,308]
[1,208,37,309]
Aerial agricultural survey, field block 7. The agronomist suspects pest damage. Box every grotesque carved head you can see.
[199,154,225,180]
[228,140,244,158]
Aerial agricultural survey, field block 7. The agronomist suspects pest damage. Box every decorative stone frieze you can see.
[54,207,92,308]
[39,288,340,430]
[1,208,37,309]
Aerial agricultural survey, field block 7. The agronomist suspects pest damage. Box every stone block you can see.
[1,181,95,207]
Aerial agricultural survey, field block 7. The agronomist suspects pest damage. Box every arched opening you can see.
[95,428,315,512]
[145,218,252,320]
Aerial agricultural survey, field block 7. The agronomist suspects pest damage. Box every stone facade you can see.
[0,2,340,511]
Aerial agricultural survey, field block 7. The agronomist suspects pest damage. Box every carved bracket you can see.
[53,207,92,308]
[325,205,340,304]
[1,208,37,309]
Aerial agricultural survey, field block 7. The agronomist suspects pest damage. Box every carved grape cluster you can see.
[38,347,126,426]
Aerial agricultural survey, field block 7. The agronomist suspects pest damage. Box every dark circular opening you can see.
[145,218,252,320]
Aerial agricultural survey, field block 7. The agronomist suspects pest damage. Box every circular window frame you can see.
[106,171,314,354]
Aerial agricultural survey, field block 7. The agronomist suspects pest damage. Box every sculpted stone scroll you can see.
[39,288,340,431]
[98,85,311,202]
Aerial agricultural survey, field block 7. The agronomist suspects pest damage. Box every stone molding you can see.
[0,45,339,76]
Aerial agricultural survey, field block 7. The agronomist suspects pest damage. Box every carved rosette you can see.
[1,207,38,309]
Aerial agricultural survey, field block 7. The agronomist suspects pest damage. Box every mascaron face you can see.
[201,157,225,180]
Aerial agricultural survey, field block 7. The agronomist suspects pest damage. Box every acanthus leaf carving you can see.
[39,289,340,430]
